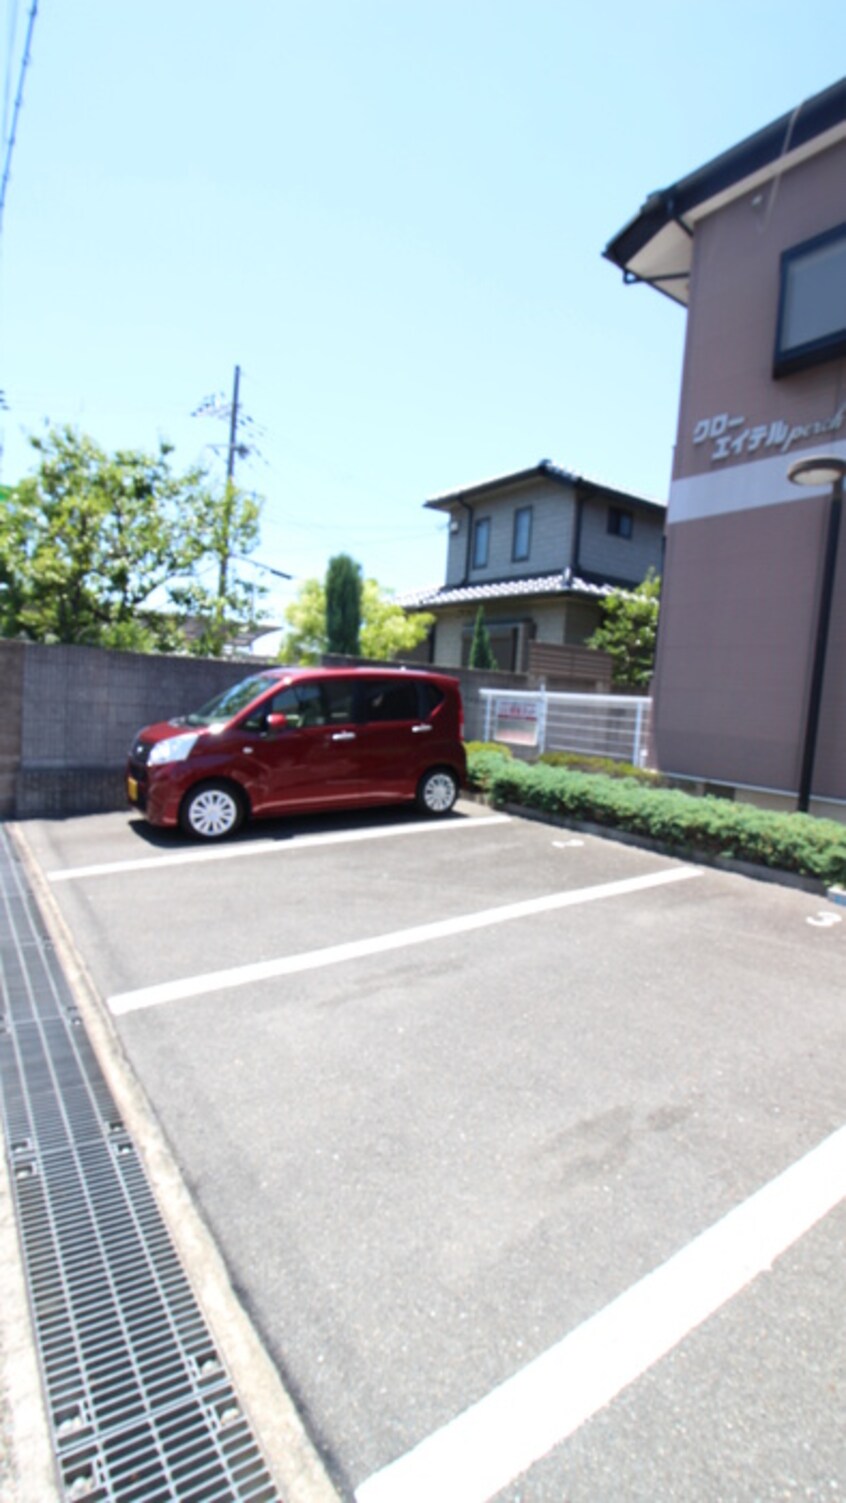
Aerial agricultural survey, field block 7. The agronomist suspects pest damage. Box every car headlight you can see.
[148,733,199,766]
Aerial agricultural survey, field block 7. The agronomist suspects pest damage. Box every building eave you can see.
[604,76,846,307]
[425,458,665,514]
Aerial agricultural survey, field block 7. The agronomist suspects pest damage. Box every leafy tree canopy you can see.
[278,572,434,665]
[585,569,661,690]
[0,426,265,654]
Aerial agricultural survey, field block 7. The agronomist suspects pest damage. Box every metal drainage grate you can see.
[0,827,281,1502]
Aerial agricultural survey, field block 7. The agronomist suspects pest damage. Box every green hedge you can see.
[466,753,846,886]
[537,750,663,785]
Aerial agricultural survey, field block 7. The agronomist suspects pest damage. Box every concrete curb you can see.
[466,792,838,900]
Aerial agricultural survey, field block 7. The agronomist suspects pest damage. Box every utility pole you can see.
[219,364,241,602]
[192,364,247,605]
[224,364,241,491]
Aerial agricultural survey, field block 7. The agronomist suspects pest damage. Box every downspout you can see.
[567,485,587,582]
[457,499,475,584]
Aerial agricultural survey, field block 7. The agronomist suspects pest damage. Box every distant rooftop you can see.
[397,571,626,611]
[424,459,665,512]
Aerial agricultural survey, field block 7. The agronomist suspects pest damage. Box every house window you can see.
[472,517,491,569]
[774,221,846,377]
[608,506,633,539]
[512,506,532,562]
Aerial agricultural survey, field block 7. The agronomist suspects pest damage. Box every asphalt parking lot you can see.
[13,800,846,1502]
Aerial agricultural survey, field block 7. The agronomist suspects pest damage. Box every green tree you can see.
[586,569,661,689]
[325,553,362,656]
[0,426,265,654]
[468,605,497,669]
[168,481,266,656]
[277,576,326,664]
[360,580,434,660]
[278,574,434,664]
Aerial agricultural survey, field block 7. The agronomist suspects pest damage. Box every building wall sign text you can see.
[693,402,846,462]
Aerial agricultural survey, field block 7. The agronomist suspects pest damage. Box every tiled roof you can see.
[425,459,665,512]
[398,572,621,610]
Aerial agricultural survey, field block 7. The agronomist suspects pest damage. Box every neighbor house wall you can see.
[578,498,664,585]
[443,476,576,587]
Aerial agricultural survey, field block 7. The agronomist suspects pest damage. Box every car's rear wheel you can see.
[179,782,245,841]
[416,767,459,816]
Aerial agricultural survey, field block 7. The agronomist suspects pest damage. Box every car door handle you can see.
[411,723,433,733]
[331,731,357,741]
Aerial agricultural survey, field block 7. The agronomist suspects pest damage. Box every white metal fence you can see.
[479,688,652,767]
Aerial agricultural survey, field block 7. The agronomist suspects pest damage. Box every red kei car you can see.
[126,666,467,840]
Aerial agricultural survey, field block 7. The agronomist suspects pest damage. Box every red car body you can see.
[126,666,466,839]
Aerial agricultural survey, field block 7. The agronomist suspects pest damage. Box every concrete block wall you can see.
[1,640,561,819]
[0,642,25,817]
[4,640,271,818]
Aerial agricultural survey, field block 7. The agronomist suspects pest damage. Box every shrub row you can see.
[537,750,663,785]
[465,751,846,886]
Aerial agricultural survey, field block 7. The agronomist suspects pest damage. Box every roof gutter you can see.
[604,77,846,280]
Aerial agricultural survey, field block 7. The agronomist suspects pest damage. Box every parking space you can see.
[15,802,846,1502]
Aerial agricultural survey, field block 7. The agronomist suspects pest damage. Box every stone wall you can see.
[0,641,24,817]
[2,641,269,818]
[0,640,587,819]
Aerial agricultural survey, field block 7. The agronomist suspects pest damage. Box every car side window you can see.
[322,680,356,724]
[359,679,420,723]
[267,684,317,728]
[418,682,444,720]
[241,682,305,727]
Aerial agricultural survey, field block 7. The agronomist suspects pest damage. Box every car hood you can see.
[131,719,210,754]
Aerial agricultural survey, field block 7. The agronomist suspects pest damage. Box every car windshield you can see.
[184,674,277,726]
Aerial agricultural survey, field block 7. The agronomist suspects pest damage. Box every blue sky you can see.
[1,2,844,623]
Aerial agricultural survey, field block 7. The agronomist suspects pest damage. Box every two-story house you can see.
[401,460,665,674]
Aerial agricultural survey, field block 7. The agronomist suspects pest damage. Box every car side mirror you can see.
[266,712,288,733]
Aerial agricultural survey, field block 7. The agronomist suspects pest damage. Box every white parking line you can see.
[48,813,512,882]
[107,866,700,1015]
[356,1121,846,1503]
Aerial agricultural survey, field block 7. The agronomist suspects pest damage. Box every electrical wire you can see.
[0,0,38,241]
[3,0,21,144]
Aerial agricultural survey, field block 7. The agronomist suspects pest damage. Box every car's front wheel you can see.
[179,782,245,841]
[416,767,459,816]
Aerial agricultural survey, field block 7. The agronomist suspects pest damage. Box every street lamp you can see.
[787,453,846,814]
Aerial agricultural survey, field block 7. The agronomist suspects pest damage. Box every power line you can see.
[0,0,38,241]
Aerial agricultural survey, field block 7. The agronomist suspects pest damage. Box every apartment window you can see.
[608,506,633,539]
[774,221,846,377]
[472,517,491,569]
[512,506,532,562]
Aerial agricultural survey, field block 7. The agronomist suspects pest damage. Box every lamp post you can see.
[787,453,846,814]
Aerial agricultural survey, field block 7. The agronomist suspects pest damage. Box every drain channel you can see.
[0,826,280,1503]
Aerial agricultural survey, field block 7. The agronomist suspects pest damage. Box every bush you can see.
[465,742,514,793]
[464,741,514,760]
[537,750,664,785]
[474,758,846,886]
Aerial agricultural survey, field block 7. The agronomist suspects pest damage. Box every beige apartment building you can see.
[606,77,846,820]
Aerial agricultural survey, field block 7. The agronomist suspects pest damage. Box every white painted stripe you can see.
[356,1122,846,1503]
[49,813,511,882]
[107,865,700,1015]
[668,438,846,526]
